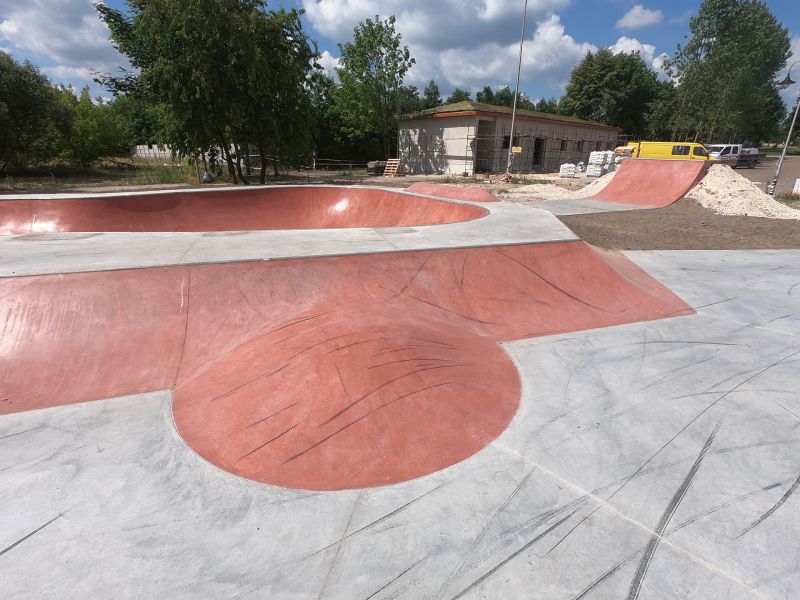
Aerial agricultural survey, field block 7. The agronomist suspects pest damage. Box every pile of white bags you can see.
[559,163,577,178]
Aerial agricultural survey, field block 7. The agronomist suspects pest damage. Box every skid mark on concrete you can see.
[625,425,719,600]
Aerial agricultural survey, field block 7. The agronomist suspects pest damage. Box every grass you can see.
[761,146,800,156]
[509,176,550,185]
[1,157,195,192]
[776,193,800,209]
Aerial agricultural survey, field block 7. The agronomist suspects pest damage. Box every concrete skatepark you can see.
[1,159,799,599]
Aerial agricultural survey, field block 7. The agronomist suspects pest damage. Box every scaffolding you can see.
[468,124,626,174]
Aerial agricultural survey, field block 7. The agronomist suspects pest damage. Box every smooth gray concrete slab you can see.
[0,198,576,277]
[2,250,799,599]
[520,197,643,215]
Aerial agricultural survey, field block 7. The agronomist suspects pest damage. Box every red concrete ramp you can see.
[405,183,499,202]
[0,242,692,490]
[0,187,487,234]
[591,159,711,208]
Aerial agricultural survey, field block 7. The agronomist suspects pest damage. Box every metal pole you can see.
[768,92,800,196]
[768,60,800,196]
[504,0,529,180]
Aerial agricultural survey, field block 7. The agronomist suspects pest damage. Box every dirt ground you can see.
[560,198,800,250]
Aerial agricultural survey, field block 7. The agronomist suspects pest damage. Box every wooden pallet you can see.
[383,159,404,177]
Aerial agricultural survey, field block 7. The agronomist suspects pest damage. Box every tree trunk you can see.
[272,145,279,177]
[219,133,238,184]
[258,142,267,185]
[234,143,250,185]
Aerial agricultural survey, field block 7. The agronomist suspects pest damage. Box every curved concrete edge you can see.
[0,197,578,277]
[405,183,500,202]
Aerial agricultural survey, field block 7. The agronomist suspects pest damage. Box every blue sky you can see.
[1,0,798,105]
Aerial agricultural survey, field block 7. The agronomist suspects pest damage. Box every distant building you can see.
[398,101,622,175]
[132,144,173,160]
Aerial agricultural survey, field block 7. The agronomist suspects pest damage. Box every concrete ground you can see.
[2,188,799,599]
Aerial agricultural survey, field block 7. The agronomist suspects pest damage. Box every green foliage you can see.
[98,0,318,183]
[644,80,679,140]
[560,48,659,134]
[333,15,415,159]
[66,87,126,168]
[475,85,535,110]
[534,98,560,114]
[421,80,442,109]
[445,88,472,103]
[668,0,790,144]
[0,52,71,172]
[109,93,164,147]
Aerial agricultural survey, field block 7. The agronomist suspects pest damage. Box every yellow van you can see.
[624,141,711,160]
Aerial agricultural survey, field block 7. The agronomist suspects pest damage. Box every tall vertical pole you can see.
[504,0,529,180]
[769,91,800,196]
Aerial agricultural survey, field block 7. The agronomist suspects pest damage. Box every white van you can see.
[707,144,758,168]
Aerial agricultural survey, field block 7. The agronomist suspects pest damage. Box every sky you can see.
[1,0,799,106]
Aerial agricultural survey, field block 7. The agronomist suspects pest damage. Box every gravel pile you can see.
[501,171,616,201]
[687,165,800,220]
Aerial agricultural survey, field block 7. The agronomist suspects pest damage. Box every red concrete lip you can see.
[0,242,693,491]
[591,159,711,208]
[405,183,499,203]
[0,187,488,234]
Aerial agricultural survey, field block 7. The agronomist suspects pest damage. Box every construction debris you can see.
[686,165,800,220]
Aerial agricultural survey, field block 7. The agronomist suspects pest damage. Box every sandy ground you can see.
[560,198,800,250]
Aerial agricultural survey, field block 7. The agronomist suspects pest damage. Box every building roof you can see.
[401,101,620,131]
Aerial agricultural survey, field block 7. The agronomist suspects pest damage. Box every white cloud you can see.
[652,52,671,79]
[0,0,128,89]
[616,5,663,30]
[303,1,591,94]
[302,0,571,51]
[435,15,595,91]
[43,65,94,80]
[317,50,340,77]
[609,36,656,65]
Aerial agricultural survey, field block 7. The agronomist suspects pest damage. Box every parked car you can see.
[706,144,760,168]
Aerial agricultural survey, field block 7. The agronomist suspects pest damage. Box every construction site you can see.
[1,154,799,599]
[399,102,622,175]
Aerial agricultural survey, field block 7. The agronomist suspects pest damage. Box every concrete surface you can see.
[0,187,488,234]
[2,250,798,599]
[591,159,711,208]
[1,184,799,599]
[0,191,576,277]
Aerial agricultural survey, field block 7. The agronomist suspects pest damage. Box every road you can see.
[736,154,800,195]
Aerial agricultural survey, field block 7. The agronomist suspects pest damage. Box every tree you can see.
[560,48,659,134]
[667,0,790,143]
[334,16,415,159]
[475,86,495,104]
[421,80,442,109]
[61,87,125,168]
[644,81,679,140]
[0,51,71,173]
[98,0,318,183]
[534,97,560,114]
[238,7,318,181]
[445,88,472,103]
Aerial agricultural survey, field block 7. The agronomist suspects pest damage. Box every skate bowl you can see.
[0,186,488,234]
[405,183,500,202]
[1,239,692,491]
[591,158,712,208]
